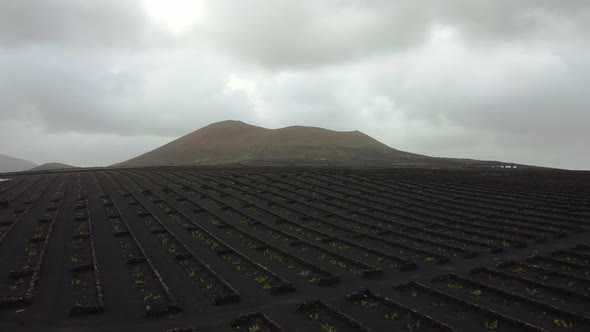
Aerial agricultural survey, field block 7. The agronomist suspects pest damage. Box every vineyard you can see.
[0,167,589,331]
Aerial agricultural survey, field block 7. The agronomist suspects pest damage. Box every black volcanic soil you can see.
[0,167,588,331]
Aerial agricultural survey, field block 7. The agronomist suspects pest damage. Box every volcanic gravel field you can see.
[0,167,589,332]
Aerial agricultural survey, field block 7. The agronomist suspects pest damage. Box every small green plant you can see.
[423,257,434,263]
[406,321,420,331]
[262,283,271,290]
[554,319,573,329]
[255,275,268,283]
[470,289,483,297]
[143,293,161,302]
[432,301,444,308]
[360,299,377,308]
[309,312,320,320]
[447,282,462,289]
[321,322,336,332]
[133,268,144,278]
[526,288,540,296]
[410,292,417,298]
[484,320,499,330]
[248,325,261,332]
[384,312,399,320]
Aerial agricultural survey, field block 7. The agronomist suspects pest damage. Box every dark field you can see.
[0,167,589,331]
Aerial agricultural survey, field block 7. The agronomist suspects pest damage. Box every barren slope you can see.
[28,162,77,172]
[0,154,37,173]
[117,120,427,167]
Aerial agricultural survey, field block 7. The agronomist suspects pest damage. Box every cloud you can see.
[440,1,590,44]
[0,119,170,167]
[219,31,590,169]
[0,0,147,49]
[193,0,590,69]
[0,46,254,137]
[0,0,589,169]
[195,1,433,69]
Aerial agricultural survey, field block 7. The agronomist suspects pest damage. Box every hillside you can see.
[28,162,77,172]
[116,120,432,167]
[0,154,37,173]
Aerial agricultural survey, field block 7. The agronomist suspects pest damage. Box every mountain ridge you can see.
[28,162,77,172]
[0,154,37,173]
[116,120,428,167]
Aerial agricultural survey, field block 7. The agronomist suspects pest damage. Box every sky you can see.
[1,0,589,170]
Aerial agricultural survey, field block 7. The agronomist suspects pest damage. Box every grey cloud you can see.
[196,0,590,69]
[0,0,589,169]
[441,1,590,43]
[0,47,142,134]
[0,0,147,49]
[0,119,171,167]
[225,39,590,169]
[0,46,255,138]
[197,1,434,69]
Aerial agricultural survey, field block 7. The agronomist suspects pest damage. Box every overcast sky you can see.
[1,0,589,169]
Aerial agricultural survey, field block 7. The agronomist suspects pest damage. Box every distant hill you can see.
[0,154,37,173]
[28,162,77,172]
[116,120,489,167]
